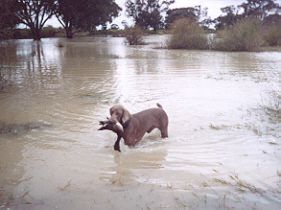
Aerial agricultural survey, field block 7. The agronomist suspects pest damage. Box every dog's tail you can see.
[156,103,163,109]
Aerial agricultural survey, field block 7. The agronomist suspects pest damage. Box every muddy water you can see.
[0,36,280,209]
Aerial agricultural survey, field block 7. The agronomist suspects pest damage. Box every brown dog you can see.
[99,103,168,152]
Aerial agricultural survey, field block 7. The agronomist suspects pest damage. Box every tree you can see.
[263,13,281,25]
[165,6,207,29]
[55,0,121,38]
[55,0,77,38]
[0,0,19,39]
[15,0,56,40]
[200,17,214,31]
[126,0,174,31]
[239,0,281,20]
[215,0,281,31]
[0,0,19,31]
[214,6,241,30]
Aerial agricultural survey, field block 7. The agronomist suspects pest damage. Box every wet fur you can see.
[108,104,169,151]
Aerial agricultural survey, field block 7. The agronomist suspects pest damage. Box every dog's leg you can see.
[160,127,168,138]
[161,131,168,138]
[114,135,122,152]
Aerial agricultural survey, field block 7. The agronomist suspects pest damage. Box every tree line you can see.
[165,0,281,30]
[0,0,121,40]
[0,0,281,40]
[124,0,281,31]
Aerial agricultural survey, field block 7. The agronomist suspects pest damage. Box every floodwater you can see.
[0,36,280,210]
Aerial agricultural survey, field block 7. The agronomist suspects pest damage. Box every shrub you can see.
[12,28,31,39]
[263,25,281,46]
[215,17,263,51]
[124,26,144,45]
[167,18,208,50]
[41,25,58,38]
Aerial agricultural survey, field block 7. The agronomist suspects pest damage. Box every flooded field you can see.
[0,36,280,209]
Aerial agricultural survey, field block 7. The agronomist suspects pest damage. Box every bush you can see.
[167,18,208,50]
[124,26,144,45]
[263,25,281,46]
[12,28,31,39]
[0,26,64,40]
[41,25,58,38]
[215,17,263,51]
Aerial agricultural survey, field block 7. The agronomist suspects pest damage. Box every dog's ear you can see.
[121,108,131,123]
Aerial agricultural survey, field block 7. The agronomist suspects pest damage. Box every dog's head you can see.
[109,105,131,124]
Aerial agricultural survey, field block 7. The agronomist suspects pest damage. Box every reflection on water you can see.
[0,36,281,209]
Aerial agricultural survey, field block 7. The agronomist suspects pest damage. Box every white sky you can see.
[47,0,281,28]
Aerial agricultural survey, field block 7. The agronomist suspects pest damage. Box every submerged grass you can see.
[214,173,264,194]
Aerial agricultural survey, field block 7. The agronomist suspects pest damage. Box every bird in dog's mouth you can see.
[98,118,124,135]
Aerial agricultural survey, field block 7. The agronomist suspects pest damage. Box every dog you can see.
[99,103,168,152]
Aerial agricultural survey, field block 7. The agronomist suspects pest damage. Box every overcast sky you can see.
[47,0,281,28]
